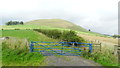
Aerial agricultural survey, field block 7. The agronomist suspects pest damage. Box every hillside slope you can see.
[25,19,87,32]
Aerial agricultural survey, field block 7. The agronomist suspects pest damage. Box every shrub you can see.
[5,21,24,25]
[34,29,85,46]
[15,28,20,30]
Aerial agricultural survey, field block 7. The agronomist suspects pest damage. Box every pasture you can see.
[1,25,119,66]
[2,30,59,66]
[2,30,59,42]
[1,25,108,37]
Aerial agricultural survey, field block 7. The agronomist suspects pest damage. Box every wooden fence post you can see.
[30,41,33,52]
[25,39,29,46]
[116,45,119,55]
[98,40,99,44]
[100,43,102,51]
[114,45,118,55]
[118,39,120,66]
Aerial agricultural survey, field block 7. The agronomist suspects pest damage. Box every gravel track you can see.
[43,55,102,66]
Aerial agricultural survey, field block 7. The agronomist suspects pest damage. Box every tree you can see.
[88,29,91,31]
[6,21,12,25]
[20,21,24,25]
[13,21,19,25]
[112,35,120,38]
[5,21,24,25]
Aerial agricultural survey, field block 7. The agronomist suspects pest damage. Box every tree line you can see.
[6,21,24,25]
[112,35,120,38]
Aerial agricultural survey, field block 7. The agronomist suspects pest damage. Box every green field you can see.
[1,24,108,38]
[2,30,59,42]
[2,30,59,66]
[1,19,116,66]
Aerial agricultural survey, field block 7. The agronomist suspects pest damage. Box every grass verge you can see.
[2,30,59,66]
[2,38,45,66]
[82,50,118,67]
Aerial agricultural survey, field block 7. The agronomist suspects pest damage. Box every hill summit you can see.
[25,19,87,32]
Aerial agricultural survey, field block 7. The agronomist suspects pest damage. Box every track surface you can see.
[43,55,102,66]
[41,50,102,66]
[40,46,103,66]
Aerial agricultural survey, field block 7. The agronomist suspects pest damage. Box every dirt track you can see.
[43,55,102,66]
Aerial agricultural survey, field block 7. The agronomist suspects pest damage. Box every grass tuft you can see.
[2,38,45,66]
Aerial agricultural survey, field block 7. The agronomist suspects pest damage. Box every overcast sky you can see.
[0,0,119,35]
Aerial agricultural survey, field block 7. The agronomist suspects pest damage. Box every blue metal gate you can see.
[30,41,92,56]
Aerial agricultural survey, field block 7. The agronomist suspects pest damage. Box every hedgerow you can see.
[34,29,85,46]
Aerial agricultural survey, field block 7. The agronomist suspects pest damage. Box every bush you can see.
[5,21,24,25]
[15,28,20,30]
[112,35,120,38]
[34,29,85,46]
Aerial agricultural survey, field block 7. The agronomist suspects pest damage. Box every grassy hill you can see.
[25,19,107,37]
[25,19,87,32]
[1,19,107,37]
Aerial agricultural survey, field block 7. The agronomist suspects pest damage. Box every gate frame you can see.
[30,41,92,56]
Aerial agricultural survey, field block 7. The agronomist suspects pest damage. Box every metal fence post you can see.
[30,41,33,52]
[89,44,92,53]
[61,42,63,55]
